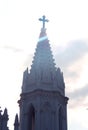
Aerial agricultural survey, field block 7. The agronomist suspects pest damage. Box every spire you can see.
[2,108,9,130]
[30,28,56,80]
[3,108,8,121]
[14,114,19,130]
[22,16,65,95]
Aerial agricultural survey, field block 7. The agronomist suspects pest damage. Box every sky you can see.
[0,0,88,130]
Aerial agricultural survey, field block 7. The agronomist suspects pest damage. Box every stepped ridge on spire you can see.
[22,16,65,96]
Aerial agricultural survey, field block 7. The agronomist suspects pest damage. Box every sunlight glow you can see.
[38,36,48,42]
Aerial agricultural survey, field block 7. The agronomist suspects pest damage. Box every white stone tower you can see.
[18,16,68,130]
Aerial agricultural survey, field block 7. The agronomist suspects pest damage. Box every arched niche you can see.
[58,106,64,130]
[28,104,35,130]
[40,102,51,130]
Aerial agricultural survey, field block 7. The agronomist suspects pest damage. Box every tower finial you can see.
[39,15,49,29]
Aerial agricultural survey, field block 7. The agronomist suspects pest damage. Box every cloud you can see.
[53,40,88,109]
[67,84,88,108]
[54,40,88,87]
[55,40,88,68]
[68,85,88,99]
[2,45,23,53]
[22,54,33,70]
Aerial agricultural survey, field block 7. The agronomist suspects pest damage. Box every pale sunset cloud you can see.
[0,0,88,130]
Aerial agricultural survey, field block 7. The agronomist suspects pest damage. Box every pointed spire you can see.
[14,114,19,130]
[22,16,65,95]
[3,108,8,121]
[22,68,29,87]
[2,108,9,130]
[29,27,56,84]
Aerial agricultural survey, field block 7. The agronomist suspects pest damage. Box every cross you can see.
[39,15,49,29]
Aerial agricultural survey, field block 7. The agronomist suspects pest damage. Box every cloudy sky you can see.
[0,0,88,130]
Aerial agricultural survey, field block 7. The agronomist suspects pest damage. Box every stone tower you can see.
[18,16,68,130]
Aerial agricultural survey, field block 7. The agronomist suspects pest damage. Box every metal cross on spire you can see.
[39,15,49,29]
